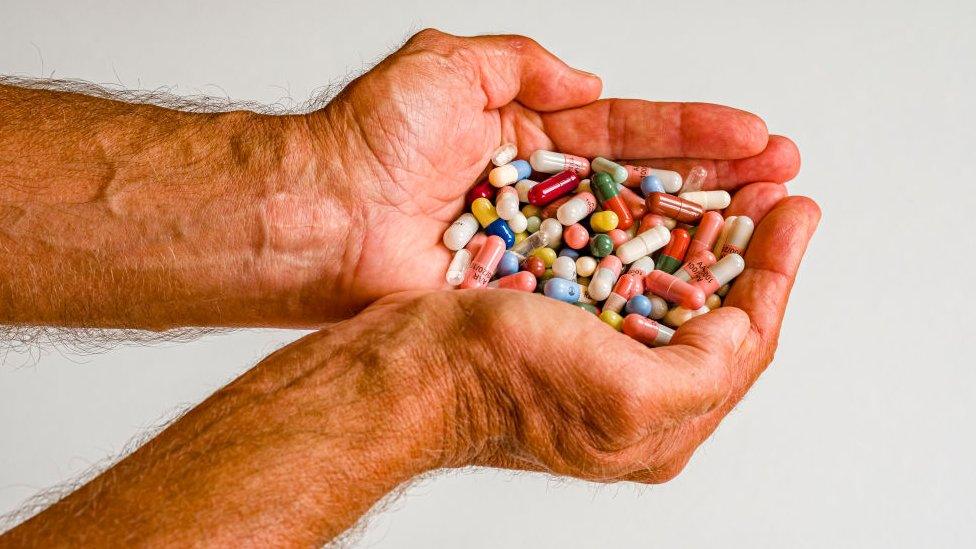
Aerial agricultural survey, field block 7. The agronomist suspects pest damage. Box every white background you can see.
[1,1,974,547]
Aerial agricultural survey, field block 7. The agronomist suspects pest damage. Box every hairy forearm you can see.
[1,309,452,546]
[0,81,352,329]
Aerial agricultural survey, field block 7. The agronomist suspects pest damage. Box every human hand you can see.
[286,29,800,319]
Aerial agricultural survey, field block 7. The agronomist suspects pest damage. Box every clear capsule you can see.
[680,166,708,192]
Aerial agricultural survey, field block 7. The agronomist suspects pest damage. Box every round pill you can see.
[576,256,597,277]
[531,247,557,267]
[599,310,624,331]
[523,256,546,277]
[590,210,619,233]
[589,234,614,257]
[625,294,653,317]
[563,223,590,249]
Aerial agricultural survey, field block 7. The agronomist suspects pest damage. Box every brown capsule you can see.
[645,192,704,223]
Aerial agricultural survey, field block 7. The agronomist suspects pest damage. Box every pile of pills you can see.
[443,145,753,347]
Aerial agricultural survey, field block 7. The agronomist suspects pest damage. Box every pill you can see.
[471,197,516,247]
[510,229,550,257]
[443,213,479,251]
[591,157,628,184]
[712,216,737,256]
[466,180,496,208]
[508,211,528,233]
[716,283,731,297]
[521,204,541,218]
[496,251,521,278]
[491,143,518,166]
[627,256,656,278]
[689,253,745,295]
[489,159,532,187]
[663,305,709,328]
[599,310,624,331]
[603,273,643,313]
[542,196,572,220]
[489,271,537,292]
[588,255,623,301]
[645,192,704,224]
[590,211,619,233]
[674,250,718,283]
[680,166,708,192]
[615,225,671,263]
[531,247,557,267]
[719,216,754,258]
[625,294,653,317]
[526,215,541,233]
[679,190,731,211]
[647,295,669,319]
[563,223,590,249]
[576,255,598,277]
[607,228,629,248]
[575,302,599,315]
[552,255,577,281]
[528,170,580,206]
[559,248,580,260]
[544,277,581,303]
[622,315,674,346]
[515,179,538,203]
[644,270,706,309]
[459,235,506,289]
[446,249,472,286]
[640,175,665,196]
[576,179,591,193]
[589,234,614,257]
[623,165,682,193]
[687,211,724,258]
[540,218,564,244]
[591,173,635,229]
[705,293,722,309]
[496,186,520,220]
[556,192,598,225]
[530,150,591,176]
[523,255,546,278]
[655,228,691,274]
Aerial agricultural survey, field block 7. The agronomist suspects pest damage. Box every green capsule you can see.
[591,157,628,184]
[591,172,619,203]
[655,255,683,274]
[589,234,614,258]
[574,302,599,315]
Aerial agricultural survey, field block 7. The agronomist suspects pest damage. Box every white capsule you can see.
[446,249,472,286]
[662,217,677,230]
[627,256,656,278]
[540,218,563,244]
[507,212,528,234]
[679,190,731,211]
[719,216,754,257]
[496,187,519,220]
[712,216,737,256]
[647,295,669,319]
[587,257,623,301]
[710,253,746,286]
[663,305,710,328]
[643,168,682,193]
[442,213,479,251]
[552,256,577,281]
[556,192,597,226]
[530,150,591,175]
[680,165,708,192]
[515,179,538,202]
[576,256,597,277]
[491,143,517,166]
[615,225,671,264]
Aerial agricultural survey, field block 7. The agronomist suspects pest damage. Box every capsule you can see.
[576,255,597,277]
[654,228,691,274]
[563,223,590,250]
[615,224,671,264]
[638,214,667,234]
[680,166,708,192]
[674,250,717,283]
[527,170,580,206]
[489,271,537,292]
[591,157,628,184]
[640,175,665,196]
[559,248,580,260]
[552,255,577,281]
[539,218,564,246]
[471,197,515,247]
[556,192,597,225]
[589,234,614,258]
[507,211,528,234]
[489,159,532,187]
[588,255,623,301]
[577,283,597,305]
[689,253,745,295]
[530,150,591,176]
[625,294,653,317]
[446,249,472,286]
[623,315,675,346]
[646,295,669,319]
[515,179,538,202]
[617,185,647,219]
[663,305,710,328]
[459,235,506,289]
[510,229,550,257]
[599,310,624,331]
[645,192,704,224]
[590,211,619,233]
[712,215,736,255]
[465,180,496,207]
[544,277,581,303]
[591,173,635,229]
[687,211,724,258]
[443,213,479,251]
[719,216,755,258]
[491,143,518,166]
[496,186,520,220]
[623,165,682,193]
[678,190,731,211]
[496,251,521,278]
[627,256,656,278]
[603,273,643,313]
[644,270,706,309]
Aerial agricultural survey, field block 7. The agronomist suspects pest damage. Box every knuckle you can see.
[406,27,449,49]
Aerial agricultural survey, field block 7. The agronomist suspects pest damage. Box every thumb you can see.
[660,306,751,368]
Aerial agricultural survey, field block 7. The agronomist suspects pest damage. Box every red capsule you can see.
[527,170,580,206]
[490,271,537,292]
[675,250,717,283]
[660,228,691,263]
[465,180,496,208]
[603,273,643,313]
[460,235,506,289]
[645,192,704,223]
[644,270,706,309]
[618,185,646,219]
[601,195,634,230]
[622,314,674,346]
[688,211,724,258]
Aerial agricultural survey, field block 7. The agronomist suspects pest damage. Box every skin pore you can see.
[0,29,819,546]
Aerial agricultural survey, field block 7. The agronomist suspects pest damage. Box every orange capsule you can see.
[688,211,724,258]
[654,228,691,274]
[622,314,675,346]
[459,235,506,289]
[674,250,717,283]
[645,192,704,223]
[644,270,706,309]
[489,271,537,292]
[563,223,590,250]
[618,185,646,219]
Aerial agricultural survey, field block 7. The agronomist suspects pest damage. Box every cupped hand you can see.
[305,28,800,314]
[340,187,819,481]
